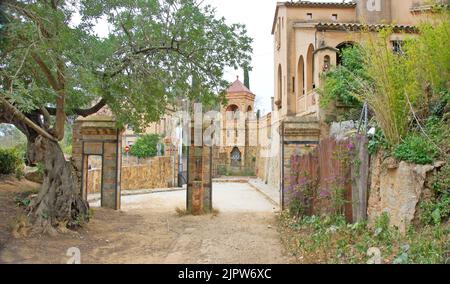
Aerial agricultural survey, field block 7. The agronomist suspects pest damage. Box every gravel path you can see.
[0,182,292,264]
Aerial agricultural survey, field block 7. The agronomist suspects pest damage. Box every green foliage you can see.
[244,67,250,90]
[359,29,421,145]
[279,211,448,264]
[403,8,450,96]
[287,179,314,218]
[393,134,438,165]
[0,147,23,175]
[393,116,447,165]
[129,134,161,158]
[320,46,367,108]
[368,128,389,155]
[1,0,253,131]
[346,10,449,145]
[329,185,348,216]
[420,160,450,226]
[62,144,72,155]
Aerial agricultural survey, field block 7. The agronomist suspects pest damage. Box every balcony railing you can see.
[296,89,319,116]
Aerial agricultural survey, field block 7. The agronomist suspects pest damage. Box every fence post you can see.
[351,135,369,222]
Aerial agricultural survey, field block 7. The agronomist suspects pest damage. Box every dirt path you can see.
[0,182,292,264]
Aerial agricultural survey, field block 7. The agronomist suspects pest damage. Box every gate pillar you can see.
[72,115,124,210]
[186,125,213,215]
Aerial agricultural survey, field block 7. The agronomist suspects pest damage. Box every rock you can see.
[384,157,399,169]
[368,155,438,234]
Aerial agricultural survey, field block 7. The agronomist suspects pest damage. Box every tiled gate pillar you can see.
[187,125,213,215]
[72,115,123,210]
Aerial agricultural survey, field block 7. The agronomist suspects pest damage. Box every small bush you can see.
[420,160,450,226]
[0,147,23,175]
[393,134,438,165]
[129,134,161,158]
[368,128,389,155]
[319,46,366,108]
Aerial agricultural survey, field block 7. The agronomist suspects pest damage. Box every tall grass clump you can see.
[350,8,449,146]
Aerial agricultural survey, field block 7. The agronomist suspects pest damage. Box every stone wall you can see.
[86,156,175,193]
[367,153,444,233]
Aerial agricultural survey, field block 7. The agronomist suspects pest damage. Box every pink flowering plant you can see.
[285,155,317,218]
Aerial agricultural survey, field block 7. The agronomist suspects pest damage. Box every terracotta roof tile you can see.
[226,77,253,94]
[285,1,357,8]
[315,22,418,33]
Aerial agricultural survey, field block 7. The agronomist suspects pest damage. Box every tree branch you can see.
[0,94,57,141]
[31,52,60,91]
[46,98,107,117]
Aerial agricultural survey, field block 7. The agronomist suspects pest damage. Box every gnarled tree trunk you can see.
[0,104,89,235]
[27,136,89,235]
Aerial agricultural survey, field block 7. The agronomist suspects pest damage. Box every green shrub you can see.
[129,134,161,158]
[393,134,438,165]
[0,147,23,175]
[420,160,450,226]
[368,128,390,155]
[62,144,72,155]
[319,46,366,108]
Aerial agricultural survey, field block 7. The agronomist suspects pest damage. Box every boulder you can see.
[368,154,443,234]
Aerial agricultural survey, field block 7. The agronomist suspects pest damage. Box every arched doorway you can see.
[230,147,242,168]
[306,44,315,92]
[336,42,355,66]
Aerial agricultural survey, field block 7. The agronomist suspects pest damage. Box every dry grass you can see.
[9,213,31,238]
[175,207,220,217]
[175,207,189,217]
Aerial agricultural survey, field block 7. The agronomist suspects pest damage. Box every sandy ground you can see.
[0,181,293,264]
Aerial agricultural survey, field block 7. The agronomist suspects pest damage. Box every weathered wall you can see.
[87,156,175,193]
[367,154,443,233]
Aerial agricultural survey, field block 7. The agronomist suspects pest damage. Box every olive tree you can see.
[0,0,252,234]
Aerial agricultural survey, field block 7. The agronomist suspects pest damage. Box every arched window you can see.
[276,64,282,109]
[323,55,331,72]
[297,55,305,98]
[226,104,239,120]
[230,147,242,168]
[306,44,314,92]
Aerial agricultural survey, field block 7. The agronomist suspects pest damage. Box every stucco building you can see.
[255,0,438,189]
